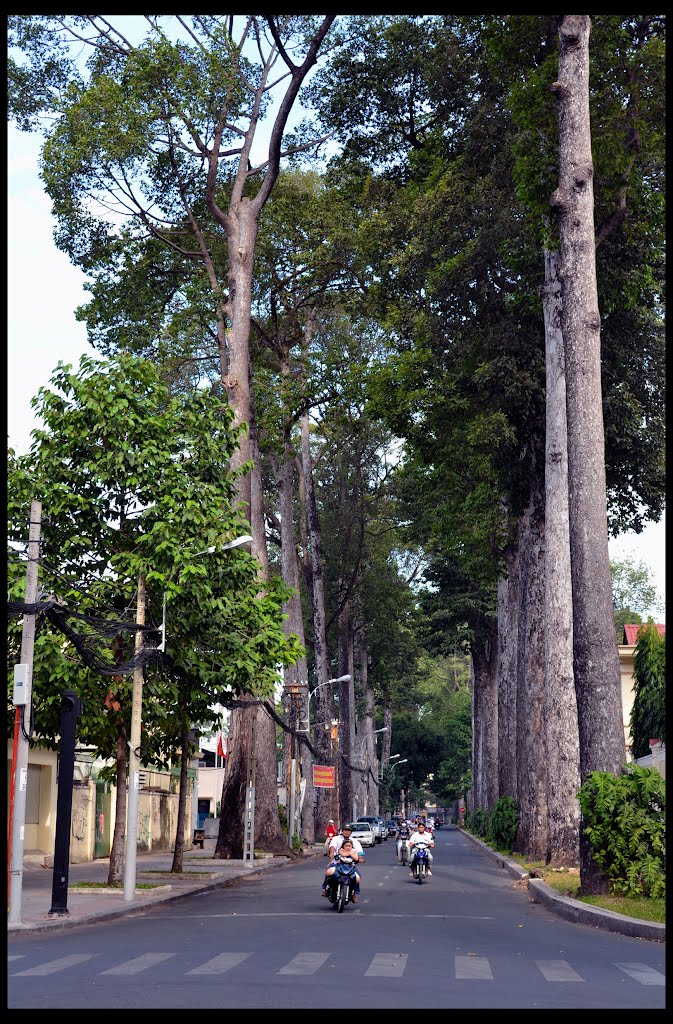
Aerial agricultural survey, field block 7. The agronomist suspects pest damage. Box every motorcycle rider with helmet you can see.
[396,818,412,862]
[322,838,361,902]
[323,824,365,901]
[408,820,434,876]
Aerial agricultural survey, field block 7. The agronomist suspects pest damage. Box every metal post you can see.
[243,710,256,862]
[288,692,297,848]
[124,573,146,901]
[49,690,83,915]
[8,499,41,926]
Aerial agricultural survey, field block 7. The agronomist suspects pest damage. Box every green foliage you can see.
[486,796,518,852]
[576,766,666,899]
[464,809,490,839]
[630,620,666,758]
[7,353,302,767]
[611,556,663,643]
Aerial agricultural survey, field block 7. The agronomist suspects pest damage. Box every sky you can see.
[6,82,666,622]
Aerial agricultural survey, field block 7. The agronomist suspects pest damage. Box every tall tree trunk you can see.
[542,248,581,866]
[107,720,127,885]
[551,14,626,892]
[299,409,333,835]
[497,561,518,800]
[171,721,190,873]
[216,406,288,857]
[356,621,377,817]
[513,477,548,861]
[272,427,312,844]
[338,602,355,826]
[471,631,498,813]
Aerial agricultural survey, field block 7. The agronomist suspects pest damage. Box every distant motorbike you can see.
[327,857,358,912]
[411,844,430,884]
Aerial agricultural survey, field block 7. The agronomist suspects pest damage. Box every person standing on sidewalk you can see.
[323,818,338,855]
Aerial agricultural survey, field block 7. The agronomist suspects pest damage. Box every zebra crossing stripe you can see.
[13,953,97,976]
[187,953,253,975]
[536,960,584,981]
[365,953,408,977]
[616,962,665,986]
[455,955,493,980]
[100,953,176,975]
[277,952,330,974]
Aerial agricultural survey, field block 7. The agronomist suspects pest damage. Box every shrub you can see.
[464,808,490,838]
[577,765,666,898]
[487,796,518,852]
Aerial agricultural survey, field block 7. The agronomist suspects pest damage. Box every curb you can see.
[458,826,665,943]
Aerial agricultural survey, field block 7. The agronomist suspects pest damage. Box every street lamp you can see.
[299,674,351,734]
[158,535,252,652]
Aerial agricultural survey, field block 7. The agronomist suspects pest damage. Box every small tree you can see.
[630,620,666,759]
[611,556,663,644]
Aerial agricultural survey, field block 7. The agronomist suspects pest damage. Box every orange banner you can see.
[313,765,335,788]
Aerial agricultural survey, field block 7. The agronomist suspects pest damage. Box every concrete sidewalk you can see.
[8,837,321,935]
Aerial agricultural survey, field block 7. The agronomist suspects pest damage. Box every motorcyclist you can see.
[396,818,412,862]
[408,820,434,876]
[322,838,361,902]
[323,824,365,900]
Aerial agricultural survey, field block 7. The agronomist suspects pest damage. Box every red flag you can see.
[217,734,224,758]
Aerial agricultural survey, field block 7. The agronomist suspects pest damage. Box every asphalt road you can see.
[7,827,665,1009]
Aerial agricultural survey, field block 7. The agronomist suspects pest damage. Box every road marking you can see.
[187,953,253,975]
[100,953,176,975]
[455,955,493,980]
[8,955,24,962]
[13,953,98,976]
[616,962,665,986]
[277,952,330,975]
[536,959,584,981]
[155,912,493,919]
[365,953,408,977]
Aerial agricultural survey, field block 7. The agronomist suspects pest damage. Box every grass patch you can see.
[70,881,161,890]
[509,857,665,925]
[138,869,214,878]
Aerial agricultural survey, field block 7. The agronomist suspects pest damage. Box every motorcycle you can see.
[411,843,430,884]
[327,857,358,912]
[399,839,409,865]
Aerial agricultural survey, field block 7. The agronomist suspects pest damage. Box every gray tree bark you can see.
[471,633,499,812]
[551,14,626,892]
[541,248,581,866]
[497,563,518,801]
[514,479,548,861]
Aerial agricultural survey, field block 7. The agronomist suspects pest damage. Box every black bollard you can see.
[48,689,83,916]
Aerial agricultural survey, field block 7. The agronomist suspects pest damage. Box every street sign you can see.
[313,764,335,788]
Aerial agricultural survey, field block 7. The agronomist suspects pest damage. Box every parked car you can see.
[385,819,398,838]
[356,815,384,843]
[343,821,375,848]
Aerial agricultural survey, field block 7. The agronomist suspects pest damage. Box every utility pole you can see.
[49,689,83,916]
[124,572,146,901]
[288,685,299,848]
[8,499,41,926]
[243,709,256,863]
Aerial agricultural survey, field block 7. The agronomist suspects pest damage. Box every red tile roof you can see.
[623,623,666,645]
